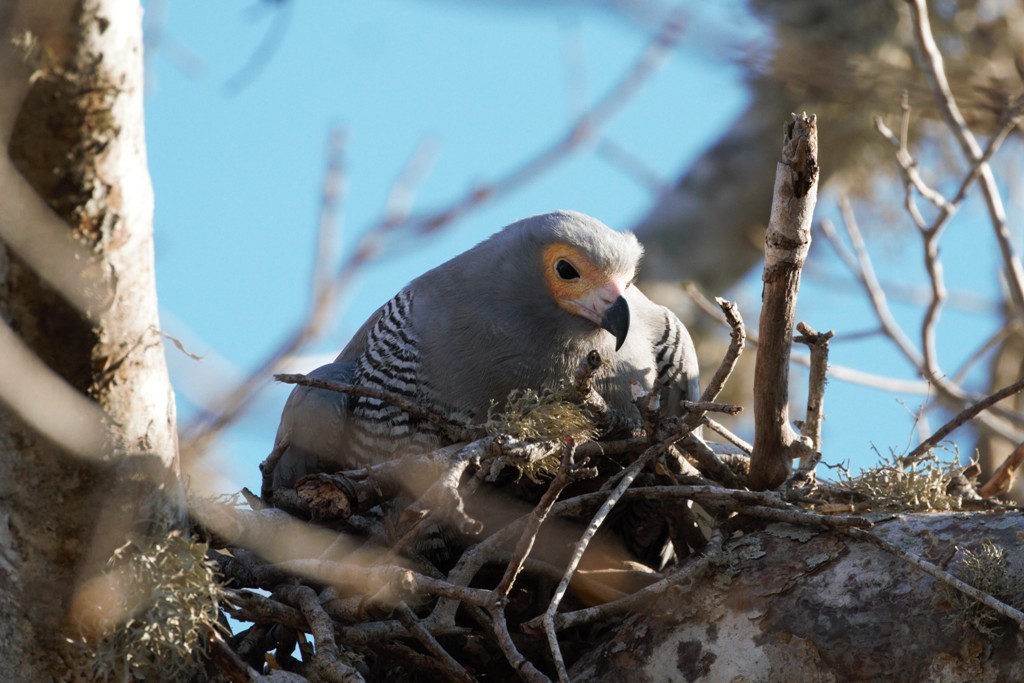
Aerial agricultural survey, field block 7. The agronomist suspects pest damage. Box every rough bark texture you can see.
[0,1,178,678]
[748,114,819,490]
[572,511,1024,682]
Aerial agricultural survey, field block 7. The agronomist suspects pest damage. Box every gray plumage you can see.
[272,210,700,490]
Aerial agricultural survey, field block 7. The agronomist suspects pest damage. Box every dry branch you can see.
[749,113,820,490]
[979,442,1024,499]
[903,375,1024,465]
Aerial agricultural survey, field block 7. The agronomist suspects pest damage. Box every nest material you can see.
[836,448,967,511]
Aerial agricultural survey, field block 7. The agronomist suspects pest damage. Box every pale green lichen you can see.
[943,539,1024,637]
[65,531,225,682]
[484,385,597,442]
[483,386,598,481]
[835,447,965,511]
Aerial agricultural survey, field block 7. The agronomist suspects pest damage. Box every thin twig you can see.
[846,526,1024,629]
[703,417,753,454]
[904,375,1024,465]
[979,441,1024,499]
[794,322,833,472]
[540,444,666,682]
[179,127,351,456]
[535,531,725,633]
[684,281,933,395]
[276,584,364,682]
[394,603,474,683]
[702,298,746,400]
[274,372,474,440]
[496,439,582,599]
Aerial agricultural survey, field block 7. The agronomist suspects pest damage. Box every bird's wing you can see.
[651,305,701,413]
[271,360,358,490]
[627,286,701,414]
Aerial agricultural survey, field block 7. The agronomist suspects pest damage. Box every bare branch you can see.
[394,603,474,683]
[496,439,586,599]
[703,417,753,455]
[750,113,820,490]
[979,442,1024,499]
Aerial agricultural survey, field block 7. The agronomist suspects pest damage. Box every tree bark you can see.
[0,1,178,678]
[572,512,1024,682]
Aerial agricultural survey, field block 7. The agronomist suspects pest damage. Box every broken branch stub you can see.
[749,113,820,490]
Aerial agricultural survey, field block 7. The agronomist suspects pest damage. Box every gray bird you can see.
[271,210,700,491]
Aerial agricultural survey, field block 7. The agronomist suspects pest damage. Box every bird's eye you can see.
[555,259,581,280]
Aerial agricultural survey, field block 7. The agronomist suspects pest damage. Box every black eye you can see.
[555,259,580,280]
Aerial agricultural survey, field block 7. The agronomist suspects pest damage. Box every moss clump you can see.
[484,386,597,443]
[65,531,224,682]
[943,539,1024,637]
[483,386,598,482]
[836,448,965,511]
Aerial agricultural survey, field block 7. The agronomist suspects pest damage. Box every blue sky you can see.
[143,1,1015,491]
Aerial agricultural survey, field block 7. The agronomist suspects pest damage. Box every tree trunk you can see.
[572,512,1024,682]
[0,1,178,678]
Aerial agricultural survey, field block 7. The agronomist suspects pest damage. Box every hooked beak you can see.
[600,295,630,351]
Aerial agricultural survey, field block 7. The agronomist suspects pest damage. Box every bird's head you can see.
[534,212,642,351]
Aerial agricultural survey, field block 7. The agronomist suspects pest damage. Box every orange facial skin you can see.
[541,243,632,327]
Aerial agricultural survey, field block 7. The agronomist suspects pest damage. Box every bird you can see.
[271,210,701,496]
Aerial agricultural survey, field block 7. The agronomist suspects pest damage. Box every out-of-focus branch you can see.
[979,442,1024,499]
[684,282,933,395]
[749,113,819,490]
[906,0,1024,312]
[180,127,352,457]
[820,209,1024,440]
[180,5,692,459]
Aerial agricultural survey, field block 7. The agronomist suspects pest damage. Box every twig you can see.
[681,400,741,416]
[951,318,1024,385]
[362,4,685,240]
[846,526,1024,630]
[540,444,665,682]
[794,322,833,472]
[684,281,932,395]
[259,430,290,503]
[750,113,820,490]
[702,297,746,403]
[703,417,752,454]
[904,375,1024,465]
[538,532,724,633]
[179,127,350,457]
[678,433,742,488]
[276,584,365,682]
[484,603,551,683]
[394,603,474,683]
[824,206,1024,440]
[274,372,474,441]
[496,439,583,599]
[679,295,744,433]
[979,441,1024,499]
